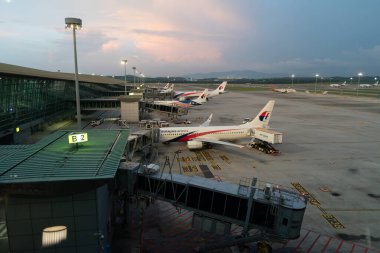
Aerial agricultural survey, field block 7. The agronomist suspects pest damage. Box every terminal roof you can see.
[0,130,129,184]
[0,62,124,85]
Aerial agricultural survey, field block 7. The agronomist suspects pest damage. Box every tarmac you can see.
[23,87,380,252]
[148,89,380,252]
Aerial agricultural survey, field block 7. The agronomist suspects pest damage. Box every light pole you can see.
[350,77,353,85]
[314,74,319,94]
[132,67,136,89]
[291,74,295,88]
[357,72,363,96]
[121,59,128,95]
[65,17,82,130]
[140,73,145,88]
[320,77,323,89]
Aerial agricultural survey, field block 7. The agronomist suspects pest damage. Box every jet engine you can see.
[187,141,203,150]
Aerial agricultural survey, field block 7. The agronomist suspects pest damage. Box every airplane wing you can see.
[192,137,244,148]
[199,113,213,127]
[181,94,201,100]
[173,92,184,98]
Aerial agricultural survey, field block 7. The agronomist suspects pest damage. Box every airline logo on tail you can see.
[259,111,270,121]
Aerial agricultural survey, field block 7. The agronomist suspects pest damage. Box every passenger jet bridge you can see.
[119,165,307,241]
[80,98,188,117]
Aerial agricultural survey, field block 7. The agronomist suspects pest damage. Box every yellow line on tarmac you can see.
[322,213,345,229]
[291,182,346,230]
[324,208,380,212]
[291,182,321,206]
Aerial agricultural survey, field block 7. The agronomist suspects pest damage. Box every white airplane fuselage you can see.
[153,100,190,108]
[177,81,227,100]
[160,125,251,143]
[273,88,296,93]
[159,99,275,149]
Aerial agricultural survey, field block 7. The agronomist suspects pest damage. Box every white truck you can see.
[90,118,104,127]
[248,128,283,155]
[254,128,282,144]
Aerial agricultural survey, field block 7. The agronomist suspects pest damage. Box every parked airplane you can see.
[153,89,208,108]
[179,89,208,105]
[159,83,175,93]
[152,100,191,108]
[159,100,275,149]
[176,81,227,100]
[272,86,296,93]
[330,81,347,88]
[359,83,372,88]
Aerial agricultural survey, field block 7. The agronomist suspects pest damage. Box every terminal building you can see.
[0,63,181,145]
[0,63,128,144]
[0,129,306,253]
[0,63,307,253]
[0,129,129,252]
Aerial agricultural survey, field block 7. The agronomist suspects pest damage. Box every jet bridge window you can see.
[0,197,9,253]
[282,218,288,226]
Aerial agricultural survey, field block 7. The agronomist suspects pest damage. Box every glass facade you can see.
[0,196,9,253]
[0,75,75,136]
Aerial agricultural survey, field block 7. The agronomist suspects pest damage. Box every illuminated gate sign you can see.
[68,132,88,144]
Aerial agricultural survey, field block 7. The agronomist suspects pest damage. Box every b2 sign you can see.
[68,133,88,144]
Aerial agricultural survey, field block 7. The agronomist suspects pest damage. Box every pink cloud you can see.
[101,40,120,52]
[135,35,222,62]
[88,1,246,63]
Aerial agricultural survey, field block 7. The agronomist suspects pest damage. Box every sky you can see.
[1,0,380,78]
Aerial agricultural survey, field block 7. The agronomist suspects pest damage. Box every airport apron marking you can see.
[322,214,345,229]
[291,182,345,229]
[291,182,320,206]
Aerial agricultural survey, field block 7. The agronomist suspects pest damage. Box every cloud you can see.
[58,29,120,56]
[358,45,380,59]
[86,0,246,65]
[101,40,120,52]
[5,0,377,76]
[250,57,354,76]
[134,35,223,63]
[0,30,17,38]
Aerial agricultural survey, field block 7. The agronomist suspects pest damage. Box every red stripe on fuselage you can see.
[176,128,240,142]
[181,91,198,97]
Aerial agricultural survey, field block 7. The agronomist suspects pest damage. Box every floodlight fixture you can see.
[65,17,82,29]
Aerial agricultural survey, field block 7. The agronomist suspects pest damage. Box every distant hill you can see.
[182,70,286,79]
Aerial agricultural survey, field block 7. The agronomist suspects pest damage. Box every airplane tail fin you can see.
[239,100,275,129]
[163,83,169,89]
[192,89,208,104]
[198,89,208,102]
[216,81,227,93]
[200,113,213,127]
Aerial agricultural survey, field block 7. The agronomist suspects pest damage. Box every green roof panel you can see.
[0,130,129,184]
